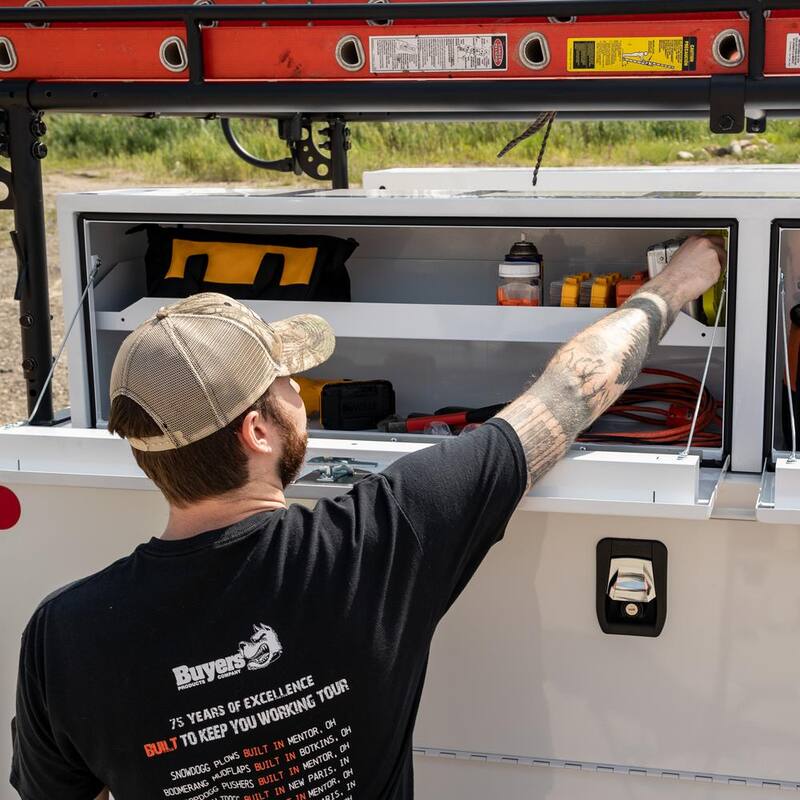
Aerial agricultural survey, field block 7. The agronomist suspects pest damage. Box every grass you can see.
[42,114,800,182]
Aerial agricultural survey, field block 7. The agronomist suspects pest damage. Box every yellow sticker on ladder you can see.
[567,37,697,72]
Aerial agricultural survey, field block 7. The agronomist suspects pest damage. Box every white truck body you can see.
[1,168,799,799]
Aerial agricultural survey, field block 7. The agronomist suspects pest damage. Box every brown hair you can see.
[108,392,277,507]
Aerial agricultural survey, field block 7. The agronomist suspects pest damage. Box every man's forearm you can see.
[497,277,685,487]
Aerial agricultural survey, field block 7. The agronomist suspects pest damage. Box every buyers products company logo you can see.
[172,624,283,691]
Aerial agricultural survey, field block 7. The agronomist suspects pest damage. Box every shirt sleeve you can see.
[10,615,104,800]
[379,418,527,618]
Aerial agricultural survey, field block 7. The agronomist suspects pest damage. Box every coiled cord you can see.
[578,368,722,447]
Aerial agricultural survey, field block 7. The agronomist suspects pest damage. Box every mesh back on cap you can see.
[110,293,334,451]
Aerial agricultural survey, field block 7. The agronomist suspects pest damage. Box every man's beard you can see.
[271,405,308,488]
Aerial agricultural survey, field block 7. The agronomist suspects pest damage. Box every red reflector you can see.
[0,486,21,530]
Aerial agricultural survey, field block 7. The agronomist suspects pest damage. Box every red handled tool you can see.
[379,403,506,434]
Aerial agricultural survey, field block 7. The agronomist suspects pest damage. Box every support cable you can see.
[26,257,101,425]
[779,271,797,461]
[679,284,727,458]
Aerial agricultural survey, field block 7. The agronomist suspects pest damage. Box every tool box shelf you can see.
[96,298,721,347]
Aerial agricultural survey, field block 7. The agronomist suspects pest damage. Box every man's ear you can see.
[239,410,275,456]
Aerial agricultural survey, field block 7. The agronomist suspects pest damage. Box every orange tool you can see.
[615,271,648,307]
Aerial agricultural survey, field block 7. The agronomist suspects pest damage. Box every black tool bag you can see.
[131,225,357,301]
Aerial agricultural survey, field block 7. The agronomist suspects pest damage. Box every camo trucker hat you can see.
[109,292,335,452]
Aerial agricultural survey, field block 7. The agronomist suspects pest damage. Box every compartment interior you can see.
[82,218,731,462]
[770,226,800,461]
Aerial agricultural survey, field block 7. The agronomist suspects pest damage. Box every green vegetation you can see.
[43,114,800,182]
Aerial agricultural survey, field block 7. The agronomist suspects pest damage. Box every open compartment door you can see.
[757,458,800,523]
[289,437,729,520]
[523,450,728,519]
[759,221,800,523]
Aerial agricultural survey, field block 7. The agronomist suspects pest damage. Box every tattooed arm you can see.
[497,235,725,487]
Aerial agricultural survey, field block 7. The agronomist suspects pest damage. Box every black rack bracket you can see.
[710,75,746,133]
[1,105,53,424]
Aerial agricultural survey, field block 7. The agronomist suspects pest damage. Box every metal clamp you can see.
[367,0,392,27]
[709,74,745,133]
[194,0,218,28]
[299,456,378,485]
[23,0,48,29]
[308,456,378,467]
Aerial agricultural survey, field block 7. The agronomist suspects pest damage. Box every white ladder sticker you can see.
[786,32,800,68]
[369,34,508,73]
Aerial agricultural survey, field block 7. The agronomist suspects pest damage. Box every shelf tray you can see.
[96,298,722,347]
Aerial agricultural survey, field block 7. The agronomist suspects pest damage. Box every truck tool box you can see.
[2,171,800,798]
[1,0,800,794]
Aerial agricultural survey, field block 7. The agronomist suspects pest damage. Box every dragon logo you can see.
[239,623,283,671]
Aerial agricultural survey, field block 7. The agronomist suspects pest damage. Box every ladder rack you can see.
[0,0,795,126]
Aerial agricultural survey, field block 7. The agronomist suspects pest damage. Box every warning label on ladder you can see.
[567,37,697,72]
[369,34,508,73]
[786,33,800,68]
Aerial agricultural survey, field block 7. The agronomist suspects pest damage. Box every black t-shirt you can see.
[11,419,526,800]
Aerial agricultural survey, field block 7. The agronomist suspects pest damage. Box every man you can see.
[11,236,723,799]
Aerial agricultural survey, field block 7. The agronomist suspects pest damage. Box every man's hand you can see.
[497,235,726,488]
[649,235,725,310]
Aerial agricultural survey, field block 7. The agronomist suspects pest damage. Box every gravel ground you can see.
[0,169,205,425]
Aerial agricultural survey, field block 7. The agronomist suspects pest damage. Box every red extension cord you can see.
[578,368,722,447]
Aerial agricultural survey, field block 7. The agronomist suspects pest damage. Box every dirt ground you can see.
[0,169,238,426]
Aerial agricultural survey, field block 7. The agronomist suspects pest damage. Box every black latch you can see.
[596,538,667,637]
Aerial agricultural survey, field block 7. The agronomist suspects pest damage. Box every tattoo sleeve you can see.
[497,285,682,488]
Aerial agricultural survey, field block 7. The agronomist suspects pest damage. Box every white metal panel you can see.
[0,425,150,489]
[522,452,722,520]
[58,209,92,429]
[531,451,704,504]
[729,216,773,473]
[1,480,790,796]
[362,166,800,194]
[413,511,800,783]
[54,187,795,221]
[0,483,167,800]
